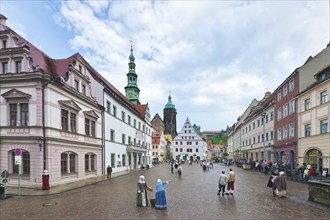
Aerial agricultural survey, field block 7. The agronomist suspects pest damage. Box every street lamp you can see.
[261,112,266,173]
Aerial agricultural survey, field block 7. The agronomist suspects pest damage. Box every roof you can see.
[3,23,148,120]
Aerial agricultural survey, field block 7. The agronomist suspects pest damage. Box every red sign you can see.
[15,148,22,156]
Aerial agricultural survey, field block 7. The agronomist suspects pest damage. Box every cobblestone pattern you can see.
[1,163,329,219]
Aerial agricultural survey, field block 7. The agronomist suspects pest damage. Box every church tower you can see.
[125,45,140,104]
[163,93,177,138]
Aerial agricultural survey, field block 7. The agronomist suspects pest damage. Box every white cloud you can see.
[52,0,329,130]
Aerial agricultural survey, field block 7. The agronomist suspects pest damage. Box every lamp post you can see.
[261,112,266,173]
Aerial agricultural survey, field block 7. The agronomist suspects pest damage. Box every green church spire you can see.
[165,93,175,109]
[125,44,140,104]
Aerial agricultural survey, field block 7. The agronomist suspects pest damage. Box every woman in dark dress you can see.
[137,176,152,207]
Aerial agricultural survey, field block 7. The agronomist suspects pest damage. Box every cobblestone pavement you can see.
[1,163,329,219]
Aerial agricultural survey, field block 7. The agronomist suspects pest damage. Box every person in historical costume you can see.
[275,171,287,197]
[136,176,153,207]
[155,179,172,209]
[267,168,279,196]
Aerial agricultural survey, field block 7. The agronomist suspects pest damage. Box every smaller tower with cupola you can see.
[125,45,140,104]
[163,93,177,138]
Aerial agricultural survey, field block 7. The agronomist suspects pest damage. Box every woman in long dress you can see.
[275,171,287,197]
[155,179,172,209]
[137,176,152,207]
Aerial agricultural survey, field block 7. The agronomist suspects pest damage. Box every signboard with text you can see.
[15,156,22,165]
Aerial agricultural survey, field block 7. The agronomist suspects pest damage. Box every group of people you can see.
[267,168,287,197]
[170,160,183,175]
[294,163,316,182]
[217,168,236,196]
[136,175,172,210]
[202,160,213,170]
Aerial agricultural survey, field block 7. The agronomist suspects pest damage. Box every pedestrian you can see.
[178,164,183,176]
[217,171,227,196]
[267,168,279,196]
[170,161,174,173]
[308,166,315,180]
[107,165,112,179]
[155,178,172,209]
[137,175,153,207]
[275,171,287,197]
[226,168,236,195]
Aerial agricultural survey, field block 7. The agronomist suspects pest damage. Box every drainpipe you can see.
[41,72,51,171]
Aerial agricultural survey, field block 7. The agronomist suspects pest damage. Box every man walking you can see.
[227,168,236,195]
[217,171,227,196]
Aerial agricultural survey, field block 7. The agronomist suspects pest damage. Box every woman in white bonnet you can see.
[275,171,287,197]
[155,178,172,209]
[136,175,152,207]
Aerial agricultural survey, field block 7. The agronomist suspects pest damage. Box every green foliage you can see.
[223,152,229,157]
[210,131,228,145]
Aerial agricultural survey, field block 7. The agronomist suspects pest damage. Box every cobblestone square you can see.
[1,163,329,219]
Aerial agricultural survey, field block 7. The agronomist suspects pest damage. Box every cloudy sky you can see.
[2,1,329,131]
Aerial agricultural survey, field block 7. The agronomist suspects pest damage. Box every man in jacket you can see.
[217,171,227,196]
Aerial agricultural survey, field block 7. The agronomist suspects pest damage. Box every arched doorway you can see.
[305,149,322,174]
[274,152,279,162]
[280,151,285,162]
[289,150,294,169]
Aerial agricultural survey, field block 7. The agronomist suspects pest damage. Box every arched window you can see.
[306,149,322,173]
[61,152,77,175]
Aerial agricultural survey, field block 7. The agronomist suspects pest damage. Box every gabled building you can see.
[296,45,330,173]
[151,131,167,162]
[173,118,208,161]
[0,15,103,187]
[273,43,330,168]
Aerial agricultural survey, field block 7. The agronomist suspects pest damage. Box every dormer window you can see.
[81,84,86,95]
[74,79,79,91]
[16,61,22,73]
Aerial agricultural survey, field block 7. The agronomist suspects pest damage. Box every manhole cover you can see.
[42,203,57,207]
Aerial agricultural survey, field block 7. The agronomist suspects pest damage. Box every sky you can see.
[2,0,329,131]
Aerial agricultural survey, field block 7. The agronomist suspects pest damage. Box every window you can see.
[320,91,327,104]
[257,120,260,127]
[20,103,28,126]
[16,61,22,73]
[121,111,125,121]
[110,129,115,141]
[320,119,328,134]
[106,101,110,113]
[111,153,115,167]
[277,128,282,140]
[122,154,126,167]
[258,135,260,143]
[283,104,288,117]
[113,105,117,117]
[81,84,86,95]
[253,122,255,129]
[283,85,287,97]
[277,108,282,120]
[10,104,17,126]
[283,126,288,139]
[133,119,136,128]
[270,112,274,121]
[196,148,199,153]
[2,62,8,74]
[266,133,269,141]
[2,40,6,48]
[61,109,69,131]
[79,65,82,72]
[195,141,198,145]
[305,124,311,137]
[91,121,96,137]
[270,131,274,140]
[85,118,90,136]
[289,124,294,137]
[305,98,311,110]
[289,79,294,92]
[138,122,141,130]
[128,115,131,125]
[122,134,126,144]
[180,148,183,152]
[70,112,76,132]
[289,99,295,114]
[265,114,269,123]
[277,90,281,101]
[74,79,79,91]
[128,136,131,145]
